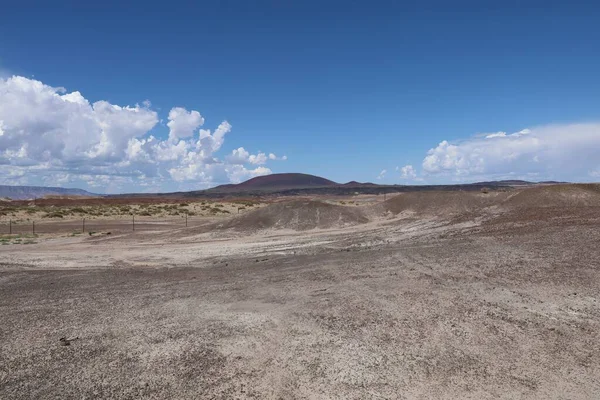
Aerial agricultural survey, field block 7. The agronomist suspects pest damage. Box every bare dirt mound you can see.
[502,184,600,209]
[380,184,600,219]
[219,200,369,231]
[483,184,600,227]
[380,190,512,216]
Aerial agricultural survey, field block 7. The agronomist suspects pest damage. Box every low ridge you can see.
[380,184,600,218]
[219,200,368,231]
[0,185,97,200]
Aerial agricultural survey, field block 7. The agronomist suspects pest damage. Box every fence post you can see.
[133,215,135,231]
[9,219,11,235]
[83,218,85,233]
[186,214,188,227]
[33,221,35,235]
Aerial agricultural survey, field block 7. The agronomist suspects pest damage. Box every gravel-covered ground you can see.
[1,190,599,399]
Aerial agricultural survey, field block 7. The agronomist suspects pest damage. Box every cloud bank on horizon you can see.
[395,124,600,183]
[0,76,286,192]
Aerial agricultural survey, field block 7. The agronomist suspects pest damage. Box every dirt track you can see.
[1,186,599,399]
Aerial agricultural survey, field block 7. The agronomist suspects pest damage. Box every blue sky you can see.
[1,1,600,192]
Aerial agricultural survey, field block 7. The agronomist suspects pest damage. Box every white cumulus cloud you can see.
[248,153,268,165]
[268,153,288,161]
[167,107,204,141]
[224,148,285,165]
[0,76,283,192]
[226,147,251,165]
[422,123,600,181]
[399,165,417,179]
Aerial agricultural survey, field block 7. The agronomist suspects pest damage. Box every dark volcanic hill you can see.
[472,180,534,186]
[0,185,97,200]
[209,173,337,192]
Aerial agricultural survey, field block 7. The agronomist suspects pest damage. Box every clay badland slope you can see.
[190,184,600,235]
[380,184,600,219]
[219,200,368,231]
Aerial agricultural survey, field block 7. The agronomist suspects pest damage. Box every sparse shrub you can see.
[43,212,64,218]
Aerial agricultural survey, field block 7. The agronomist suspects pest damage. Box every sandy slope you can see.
[1,185,599,399]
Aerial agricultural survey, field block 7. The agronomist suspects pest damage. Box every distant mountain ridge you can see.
[472,180,568,186]
[181,173,562,198]
[208,174,552,194]
[0,185,97,200]
[2,174,572,200]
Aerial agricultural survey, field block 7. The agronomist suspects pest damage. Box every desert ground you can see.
[1,185,599,399]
